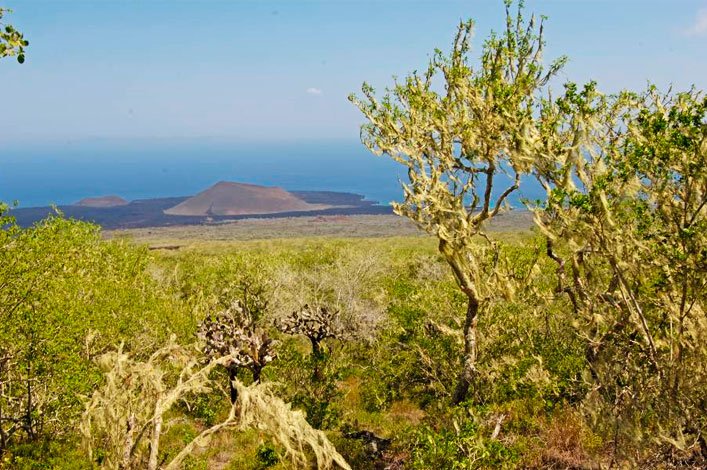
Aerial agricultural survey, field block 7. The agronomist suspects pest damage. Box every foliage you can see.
[165,250,273,321]
[1,207,703,467]
[81,339,350,470]
[277,341,344,430]
[533,83,707,462]
[350,0,567,404]
[0,213,181,456]
[409,419,520,469]
[255,443,280,468]
[0,7,27,63]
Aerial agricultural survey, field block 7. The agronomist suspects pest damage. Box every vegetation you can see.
[0,7,27,63]
[349,1,565,405]
[1,1,705,468]
[532,83,707,464]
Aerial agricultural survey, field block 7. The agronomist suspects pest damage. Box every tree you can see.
[198,299,277,403]
[0,211,185,456]
[0,7,28,63]
[81,339,351,470]
[1,23,29,442]
[349,1,565,403]
[277,304,344,380]
[533,82,707,460]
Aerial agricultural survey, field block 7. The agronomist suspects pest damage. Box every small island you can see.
[10,181,390,229]
[163,181,333,216]
[74,195,129,208]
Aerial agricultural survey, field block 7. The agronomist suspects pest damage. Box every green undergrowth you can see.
[0,220,679,468]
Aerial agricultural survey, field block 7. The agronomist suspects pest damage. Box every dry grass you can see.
[525,409,603,470]
[387,400,426,427]
[104,212,533,247]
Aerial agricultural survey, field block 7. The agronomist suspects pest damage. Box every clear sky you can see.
[1,0,706,145]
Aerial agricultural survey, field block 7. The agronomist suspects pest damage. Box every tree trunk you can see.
[24,360,34,439]
[439,241,481,406]
[147,405,163,470]
[121,414,136,469]
[310,337,324,381]
[452,295,479,405]
[228,367,238,404]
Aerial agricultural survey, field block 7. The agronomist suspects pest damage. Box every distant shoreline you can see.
[9,190,393,230]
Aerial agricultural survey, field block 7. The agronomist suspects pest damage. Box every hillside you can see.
[74,195,128,207]
[163,181,332,216]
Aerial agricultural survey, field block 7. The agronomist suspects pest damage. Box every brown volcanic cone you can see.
[164,181,331,216]
[74,195,129,208]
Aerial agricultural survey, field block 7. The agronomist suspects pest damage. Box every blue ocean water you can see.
[0,139,544,209]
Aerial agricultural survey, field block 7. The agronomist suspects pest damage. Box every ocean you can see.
[0,139,544,209]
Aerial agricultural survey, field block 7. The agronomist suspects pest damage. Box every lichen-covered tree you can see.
[350,1,566,403]
[277,304,343,380]
[533,83,707,460]
[0,8,28,63]
[81,339,351,470]
[198,299,277,403]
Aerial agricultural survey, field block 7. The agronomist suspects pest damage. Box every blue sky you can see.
[1,0,706,144]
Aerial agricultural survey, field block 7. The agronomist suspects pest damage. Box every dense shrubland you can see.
[1,215,704,468]
[0,211,193,462]
[1,1,706,468]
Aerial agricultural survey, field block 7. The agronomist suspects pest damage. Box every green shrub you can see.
[255,443,280,468]
[409,416,521,469]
